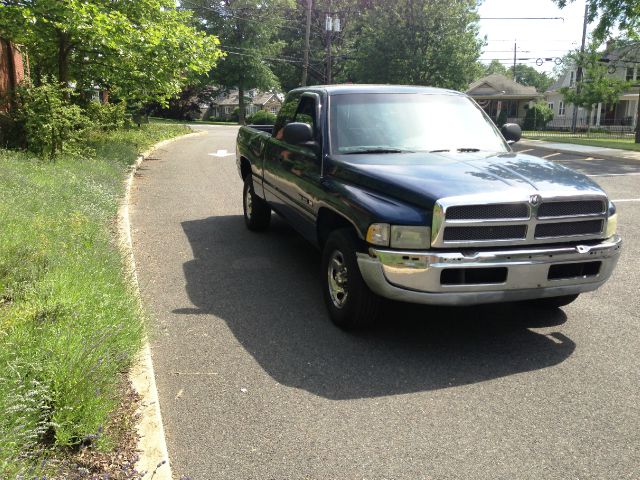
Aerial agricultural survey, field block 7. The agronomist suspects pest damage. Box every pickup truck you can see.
[236,85,621,329]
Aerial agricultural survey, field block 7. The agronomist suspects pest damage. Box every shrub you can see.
[247,109,277,125]
[13,79,91,159]
[85,101,127,131]
[523,102,554,130]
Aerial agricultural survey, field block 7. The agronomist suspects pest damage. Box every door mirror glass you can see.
[283,122,314,145]
[501,123,522,144]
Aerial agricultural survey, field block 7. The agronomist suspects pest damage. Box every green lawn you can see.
[149,116,238,126]
[523,134,640,152]
[0,124,188,477]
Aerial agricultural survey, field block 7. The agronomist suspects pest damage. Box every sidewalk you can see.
[519,138,640,162]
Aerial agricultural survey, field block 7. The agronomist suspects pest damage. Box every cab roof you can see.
[290,84,464,96]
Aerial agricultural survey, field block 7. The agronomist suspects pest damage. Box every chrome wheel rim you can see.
[327,249,348,309]
[244,185,253,219]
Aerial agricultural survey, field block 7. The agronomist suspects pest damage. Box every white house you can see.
[545,44,639,130]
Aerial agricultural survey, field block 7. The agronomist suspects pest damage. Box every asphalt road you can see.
[131,126,640,480]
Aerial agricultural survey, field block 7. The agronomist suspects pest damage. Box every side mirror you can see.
[283,122,314,145]
[501,123,522,144]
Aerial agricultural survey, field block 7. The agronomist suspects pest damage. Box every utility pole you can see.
[571,2,589,133]
[325,0,333,84]
[513,42,517,81]
[301,0,312,86]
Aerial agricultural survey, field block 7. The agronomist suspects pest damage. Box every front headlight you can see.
[390,226,431,249]
[605,213,618,238]
[366,223,390,246]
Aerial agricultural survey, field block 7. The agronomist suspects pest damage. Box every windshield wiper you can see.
[429,148,482,153]
[342,147,411,155]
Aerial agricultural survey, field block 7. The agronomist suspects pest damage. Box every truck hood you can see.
[328,151,607,209]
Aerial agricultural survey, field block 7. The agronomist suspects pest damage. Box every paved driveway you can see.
[131,126,640,479]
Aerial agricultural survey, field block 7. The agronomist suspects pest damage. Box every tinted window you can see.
[273,91,302,139]
[329,93,508,155]
[293,96,317,133]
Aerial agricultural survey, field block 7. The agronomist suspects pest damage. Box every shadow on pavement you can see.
[177,214,575,400]
[512,146,640,176]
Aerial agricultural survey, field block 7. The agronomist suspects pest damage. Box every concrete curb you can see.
[117,130,207,480]
[519,139,640,163]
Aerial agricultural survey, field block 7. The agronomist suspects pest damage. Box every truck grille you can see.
[443,225,527,242]
[538,200,605,218]
[434,195,608,248]
[446,203,529,220]
[535,220,603,238]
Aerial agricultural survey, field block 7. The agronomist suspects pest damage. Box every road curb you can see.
[519,139,640,163]
[118,129,207,480]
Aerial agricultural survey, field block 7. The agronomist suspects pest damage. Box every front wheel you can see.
[243,176,271,231]
[322,228,382,329]
[528,294,580,309]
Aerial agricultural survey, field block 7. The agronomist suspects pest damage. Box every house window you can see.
[269,106,279,114]
[224,106,231,114]
[626,67,636,82]
[559,101,565,116]
[569,71,575,87]
[548,102,554,111]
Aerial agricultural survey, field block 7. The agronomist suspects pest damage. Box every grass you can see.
[0,124,189,477]
[523,134,640,152]
[149,116,238,126]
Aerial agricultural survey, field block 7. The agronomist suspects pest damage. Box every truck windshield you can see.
[329,93,509,155]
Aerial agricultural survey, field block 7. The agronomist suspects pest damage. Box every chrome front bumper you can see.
[356,235,622,306]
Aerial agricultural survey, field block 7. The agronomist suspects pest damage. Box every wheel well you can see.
[317,208,359,247]
[240,157,251,180]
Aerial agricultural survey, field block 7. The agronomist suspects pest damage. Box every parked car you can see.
[236,85,622,329]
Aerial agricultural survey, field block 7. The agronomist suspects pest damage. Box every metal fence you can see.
[502,116,637,140]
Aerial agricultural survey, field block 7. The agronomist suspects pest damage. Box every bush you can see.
[85,101,127,131]
[523,102,554,130]
[13,80,91,159]
[247,109,277,125]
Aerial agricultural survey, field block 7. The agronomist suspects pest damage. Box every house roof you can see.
[467,74,541,99]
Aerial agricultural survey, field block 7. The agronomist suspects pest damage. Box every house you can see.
[545,45,639,129]
[467,74,543,124]
[208,89,283,120]
[0,38,27,106]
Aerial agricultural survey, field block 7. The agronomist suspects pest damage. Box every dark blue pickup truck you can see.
[236,85,621,329]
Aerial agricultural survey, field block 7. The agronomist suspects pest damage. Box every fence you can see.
[501,116,637,140]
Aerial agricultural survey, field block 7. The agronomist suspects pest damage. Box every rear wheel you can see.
[322,228,382,329]
[528,294,579,309]
[243,176,271,231]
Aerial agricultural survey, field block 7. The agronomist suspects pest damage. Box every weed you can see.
[0,124,188,476]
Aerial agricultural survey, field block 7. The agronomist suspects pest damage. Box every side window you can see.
[273,92,301,139]
[293,97,317,133]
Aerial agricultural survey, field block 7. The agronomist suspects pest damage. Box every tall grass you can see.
[0,124,189,476]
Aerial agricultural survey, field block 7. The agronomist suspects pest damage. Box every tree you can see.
[553,0,640,41]
[341,0,483,90]
[560,46,633,127]
[188,0,293,124]
[482,60,509,77]
[554,0,640,141]
[0,0,222,105]
[511,64,554,92]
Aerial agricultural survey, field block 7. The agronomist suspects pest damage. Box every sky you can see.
[477,0,596,74]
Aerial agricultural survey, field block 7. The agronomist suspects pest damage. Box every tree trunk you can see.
[57,31,71,87]
[2,39,18,110]
[238,85,246,125]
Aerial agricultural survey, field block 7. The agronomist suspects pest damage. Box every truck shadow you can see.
[177,214,575,400]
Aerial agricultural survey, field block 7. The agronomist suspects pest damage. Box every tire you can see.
[243,175,271,231]
[528,294,580,309]
[322,228,382,329]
